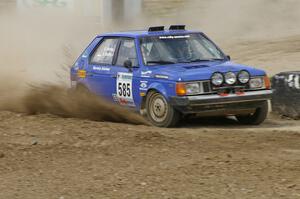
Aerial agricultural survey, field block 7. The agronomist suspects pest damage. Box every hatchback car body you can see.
[71,25,272,127]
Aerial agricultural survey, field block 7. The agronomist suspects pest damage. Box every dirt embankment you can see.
[224,35,300,76]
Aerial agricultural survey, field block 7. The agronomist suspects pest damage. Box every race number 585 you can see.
[118,82,131,97]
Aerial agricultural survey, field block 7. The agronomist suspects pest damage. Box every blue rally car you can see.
[71,25,272,127]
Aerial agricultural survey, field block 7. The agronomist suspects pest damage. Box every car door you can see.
[111,38,139,107]
[86,37,119,100]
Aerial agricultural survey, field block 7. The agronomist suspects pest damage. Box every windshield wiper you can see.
[188,58,225,63]
[147,60,176,65]
[190,59,223,62]
[210,58,225,61]
[177,59,210,63]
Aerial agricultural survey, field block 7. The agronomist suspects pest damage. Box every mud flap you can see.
[271,71,300,119]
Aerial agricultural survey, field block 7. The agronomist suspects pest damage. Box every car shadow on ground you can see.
[179,115,284,129]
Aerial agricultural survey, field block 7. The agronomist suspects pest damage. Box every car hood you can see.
[147,61,266,81]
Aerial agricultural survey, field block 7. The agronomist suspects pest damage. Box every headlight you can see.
[211,72,224,86]
[186,82,201,95]
[225,72,237,85]
[249,77,264,89]
[176,82,202,96]
[238,70,250,84]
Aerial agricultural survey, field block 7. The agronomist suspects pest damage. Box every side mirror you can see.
[226,55,231,61]
[124,60,133,70]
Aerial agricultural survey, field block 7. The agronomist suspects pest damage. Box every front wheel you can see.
[236,101,269,125]
[146,91,181,127]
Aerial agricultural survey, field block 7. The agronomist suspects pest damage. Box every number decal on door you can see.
[116,73,135,106]
[118,82,131,97]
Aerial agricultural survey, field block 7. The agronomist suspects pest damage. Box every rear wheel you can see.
[146,91,180,127]
[236,101,269,125]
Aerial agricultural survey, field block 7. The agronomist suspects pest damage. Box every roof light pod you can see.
[169,25,186,30]
[148,26,165,32]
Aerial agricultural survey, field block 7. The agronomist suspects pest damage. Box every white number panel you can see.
[116,72,135,107]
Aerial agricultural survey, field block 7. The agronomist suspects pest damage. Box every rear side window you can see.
[116,39,138,67]
[90,38,119,65]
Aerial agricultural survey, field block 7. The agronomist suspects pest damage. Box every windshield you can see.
[140,33,225,65]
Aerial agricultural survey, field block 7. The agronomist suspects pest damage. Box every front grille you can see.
[202,81,211,93]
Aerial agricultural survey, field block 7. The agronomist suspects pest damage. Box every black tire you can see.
[145,91,181,127]
[236,101,269,125]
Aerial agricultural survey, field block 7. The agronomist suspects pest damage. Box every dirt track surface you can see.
[0,111,300,199]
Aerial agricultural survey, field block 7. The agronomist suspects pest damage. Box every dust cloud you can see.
[0,6,149,124]
[184,0,300,41]
[0,84,147,125]
[0,0,299,122]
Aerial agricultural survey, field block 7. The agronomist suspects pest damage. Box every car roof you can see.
[97,30,201,38]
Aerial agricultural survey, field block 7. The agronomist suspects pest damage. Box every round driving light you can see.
[238,70,250,84]
[225,72,237,85]
[211,72,224,86]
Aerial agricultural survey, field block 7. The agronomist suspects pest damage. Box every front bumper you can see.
[170,90,273,115]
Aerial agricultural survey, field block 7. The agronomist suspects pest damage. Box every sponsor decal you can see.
[119,73,132,80]
[93,66,111,72]
[159,35,190,39]
[155,74,169,79]
[119,98,128,105]
[141,71,152,77]
[18,0,69,8]
[112,94,119,102]
[140,81,148,90]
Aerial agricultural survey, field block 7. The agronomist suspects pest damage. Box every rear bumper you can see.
[170,90,272,115]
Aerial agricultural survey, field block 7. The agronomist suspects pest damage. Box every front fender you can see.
[147,82,170,101]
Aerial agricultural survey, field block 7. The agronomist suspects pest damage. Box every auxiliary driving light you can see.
[225,72,237,85]
[211,72,224,86]
[238,70,250,84]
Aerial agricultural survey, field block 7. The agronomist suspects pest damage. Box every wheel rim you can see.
[149,93,168,123]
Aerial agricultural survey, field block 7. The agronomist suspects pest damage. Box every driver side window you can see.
[116,39,138,67]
